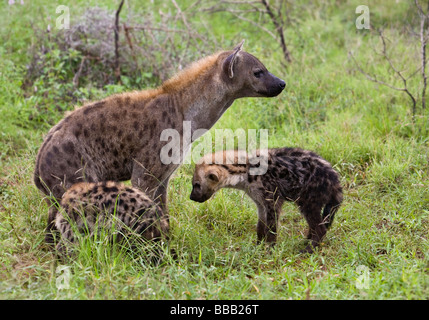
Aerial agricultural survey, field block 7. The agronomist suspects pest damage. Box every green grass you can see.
[0,0,428,300]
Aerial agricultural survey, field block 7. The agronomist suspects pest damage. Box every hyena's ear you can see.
[223,39,245,79]
[232,39,245,52]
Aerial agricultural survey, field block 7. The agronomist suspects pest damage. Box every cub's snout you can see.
[190,183,210,203]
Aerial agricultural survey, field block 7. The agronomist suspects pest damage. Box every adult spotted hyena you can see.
[190,148,343,253]
[54,181,168,256]
[34,41,285,244]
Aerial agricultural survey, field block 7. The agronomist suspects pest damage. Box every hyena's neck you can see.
[164,52,235,137]
[184,91,235,137]
[215,149,251,190]
[181,78,234,136]
[211,149,269,191]
[220,164,249,191]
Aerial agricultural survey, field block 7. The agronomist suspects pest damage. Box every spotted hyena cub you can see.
[54,181,169,256]
[190,148,343,253]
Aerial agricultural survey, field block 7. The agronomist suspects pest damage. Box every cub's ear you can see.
[223,39,245,79]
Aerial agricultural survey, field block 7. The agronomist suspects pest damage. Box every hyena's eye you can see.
[207,173,219,182]
[253,70,263,78]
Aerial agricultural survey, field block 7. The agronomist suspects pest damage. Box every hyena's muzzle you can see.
[263,73,286,97]
[189,182,213,203]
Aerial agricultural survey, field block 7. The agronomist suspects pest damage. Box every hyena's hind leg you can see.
[298,201,327,253]
[255,201,270,244]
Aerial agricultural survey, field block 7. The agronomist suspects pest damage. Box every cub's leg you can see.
[255,203,268,244]
[256,198,284,244]
[298,202,326,253]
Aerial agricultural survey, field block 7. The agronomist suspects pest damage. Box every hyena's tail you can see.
[322,187,343,229]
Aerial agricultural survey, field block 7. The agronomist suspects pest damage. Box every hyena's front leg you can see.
[131,161,160,197]
[131,162,171,239]
[131,159,175,208]
[153,176,170,211]
[299,202,326,253]
[255,199,282,244]
[263,198,284,244]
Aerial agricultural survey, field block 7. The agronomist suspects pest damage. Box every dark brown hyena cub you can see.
[54,181,169,257]
[190,148,343,253]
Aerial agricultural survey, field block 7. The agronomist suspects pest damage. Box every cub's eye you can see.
[253,70,263,78]
[207,173,219,182]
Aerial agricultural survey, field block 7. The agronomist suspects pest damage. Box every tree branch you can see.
[261,0,292,62]
[73,56,87,88]
[415,0,428,109]
[199,0,292,65]
[349,48,417,120]
[114,0,125,83]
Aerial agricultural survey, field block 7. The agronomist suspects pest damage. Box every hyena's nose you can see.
[279,80,286,89]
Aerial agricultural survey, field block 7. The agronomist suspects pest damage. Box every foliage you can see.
[0,0,428,300]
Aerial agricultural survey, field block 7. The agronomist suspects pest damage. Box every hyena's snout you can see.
[190,191,204,203]
[266,73,286,97]
[190,183,210,203]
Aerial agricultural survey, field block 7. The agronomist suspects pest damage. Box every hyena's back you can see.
[55,181,169,249]
[268,147,343,226]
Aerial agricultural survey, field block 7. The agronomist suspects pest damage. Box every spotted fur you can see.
[33,41,285,245]
[54,181,169,256]
[190,148,343,253]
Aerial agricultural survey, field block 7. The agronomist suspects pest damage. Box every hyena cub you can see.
[190,148,343,253]
[54,181,169,256]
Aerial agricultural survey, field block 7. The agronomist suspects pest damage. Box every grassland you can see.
[0,0,428,300]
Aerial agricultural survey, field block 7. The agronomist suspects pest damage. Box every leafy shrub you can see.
[21,6,216,126]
